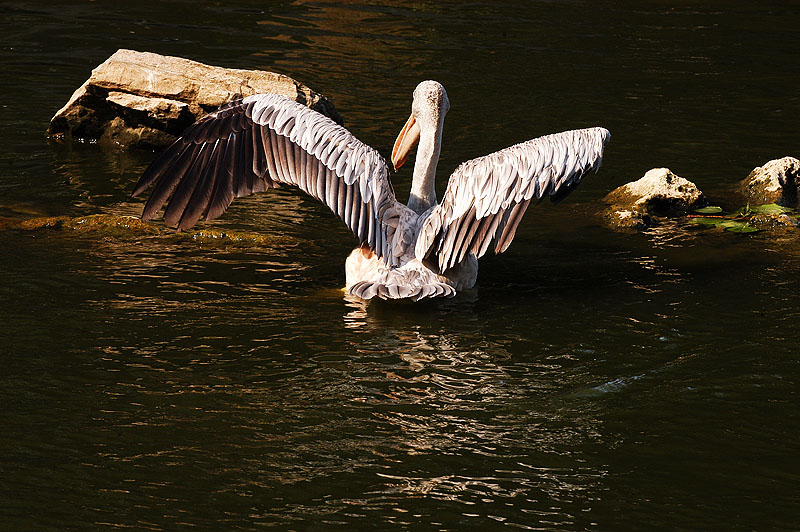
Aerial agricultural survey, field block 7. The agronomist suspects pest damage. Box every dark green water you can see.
[2,1,799,530]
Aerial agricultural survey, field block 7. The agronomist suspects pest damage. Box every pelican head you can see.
[391,80,450,171]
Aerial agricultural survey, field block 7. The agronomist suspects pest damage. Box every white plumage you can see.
[132,81,610,301]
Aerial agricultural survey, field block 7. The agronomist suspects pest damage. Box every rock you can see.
[604,208,652,231]
[48,49,343,149]
[603,168,705,230]
[739,156,800,207]
[745,213,799,230]
[0,214,160,234]
[0,213,287,246]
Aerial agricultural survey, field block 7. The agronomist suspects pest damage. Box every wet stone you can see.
[48,49,343,149]
[603,167,706,230]
[739,156,800,207]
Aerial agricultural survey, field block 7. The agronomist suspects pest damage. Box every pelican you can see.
[132,80,610,301]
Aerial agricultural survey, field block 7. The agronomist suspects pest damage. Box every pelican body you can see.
[132,81,610,301]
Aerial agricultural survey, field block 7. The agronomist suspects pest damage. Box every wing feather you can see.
[494,199,531,254]
[163,143,212,228]
[206,138,234,221]
[281,134,297,186]
[325,166,339,214]
[140,143,200,220]
[237,126,253,197]
[133,141,188,197]
[179,139,226,230]
[133,94,401,261]
[415,127,610,272]
[313,158,325,201]
[251,123,266,178]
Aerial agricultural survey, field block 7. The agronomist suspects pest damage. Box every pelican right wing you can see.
[415,127,610,273]
[132,94,403,264]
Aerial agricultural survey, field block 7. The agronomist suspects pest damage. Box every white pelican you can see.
[132,80,610,301]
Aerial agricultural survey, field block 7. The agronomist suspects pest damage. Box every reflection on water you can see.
[2,0,800,530]
[4,214,800,528]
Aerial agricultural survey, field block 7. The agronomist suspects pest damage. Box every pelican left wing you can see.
[415,127,610,273]
[132,93,399,262]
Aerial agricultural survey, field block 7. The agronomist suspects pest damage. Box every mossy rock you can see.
[688,203,800,234]
[603,168,705,231]
[1,213,280,246]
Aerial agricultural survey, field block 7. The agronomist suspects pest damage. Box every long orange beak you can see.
[391,113,420,171]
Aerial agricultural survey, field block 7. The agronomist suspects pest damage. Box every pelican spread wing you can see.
[132,80,611,301]
[132,93,403,263]
[414,127,611,272]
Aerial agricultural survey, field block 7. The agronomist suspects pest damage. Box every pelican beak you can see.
[391,113,420,171]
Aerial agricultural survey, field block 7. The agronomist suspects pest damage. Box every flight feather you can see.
[414,127,610,272]
[132,94,404,265]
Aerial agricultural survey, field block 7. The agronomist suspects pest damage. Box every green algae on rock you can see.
[1,213,280,246]
[688,203,800,234]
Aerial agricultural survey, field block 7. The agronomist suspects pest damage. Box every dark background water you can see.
[1,1,799,530]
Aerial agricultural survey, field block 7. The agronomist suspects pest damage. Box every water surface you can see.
[1,1,799,530]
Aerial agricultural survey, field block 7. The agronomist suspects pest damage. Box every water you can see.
[1,1,799,530]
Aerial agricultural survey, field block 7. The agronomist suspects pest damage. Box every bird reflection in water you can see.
[325,324,608,515]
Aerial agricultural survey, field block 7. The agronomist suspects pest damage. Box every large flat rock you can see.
[48,49,343,149]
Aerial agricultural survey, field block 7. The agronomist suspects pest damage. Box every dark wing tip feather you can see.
[132,140,189,198]
[132,99,264,229]
[140,142,203,221]
[132,93,396,257]
[548,174,583,204]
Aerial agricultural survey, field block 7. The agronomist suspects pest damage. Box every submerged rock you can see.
[603,168,706,230]
[745,212,799,230]
[48,49,343,149]
[739,156,800,207]
[0,214,159,234]
[0,213,283,246]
